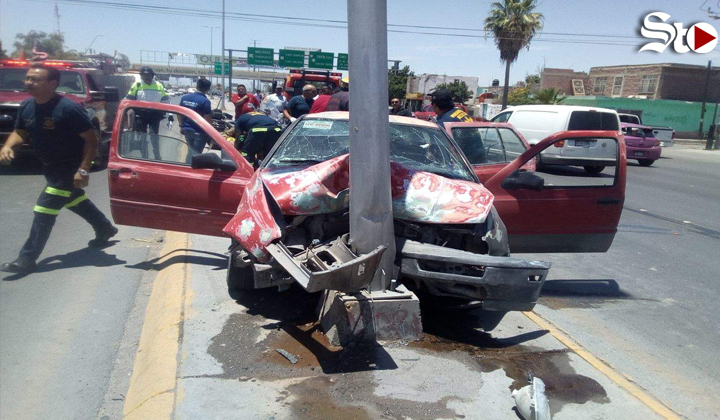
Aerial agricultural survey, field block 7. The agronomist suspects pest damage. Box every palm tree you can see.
[484,0,544,110]
[534,88,566,104]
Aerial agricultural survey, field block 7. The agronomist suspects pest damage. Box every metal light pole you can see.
[251,39,261,92]
[220,0,226,109]
[347,0,395,292]
[699,60,712,138]
[202,25,220,56]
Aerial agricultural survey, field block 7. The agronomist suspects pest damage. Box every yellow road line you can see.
[123,232,190,420]
[523,310,682,420]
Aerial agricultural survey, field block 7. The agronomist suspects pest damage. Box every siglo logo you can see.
[640,12,718,53]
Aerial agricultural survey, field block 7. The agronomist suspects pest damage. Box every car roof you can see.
[502,104,619,114]
[304,111,440,128]
[621,122,651,129]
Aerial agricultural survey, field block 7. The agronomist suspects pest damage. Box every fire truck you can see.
[0,53,137,165]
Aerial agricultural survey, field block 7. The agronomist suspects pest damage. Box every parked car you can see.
[492,105,621,174]
[621,122,661,166]
[618,113,674,147]
[107,102,625,329]
[444,121,536,184]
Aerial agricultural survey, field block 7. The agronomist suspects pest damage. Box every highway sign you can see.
[337,53,349,70]
[279,49,305,68]
[214,61,230,75]
[308,51,334,70]
[248,47,274,66]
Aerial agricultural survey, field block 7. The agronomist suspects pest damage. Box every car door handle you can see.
[109,167,131,175]
[596,197,621,205]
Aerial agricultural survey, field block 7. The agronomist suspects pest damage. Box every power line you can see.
[27,0,646,46]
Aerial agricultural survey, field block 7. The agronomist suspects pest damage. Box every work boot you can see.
[88,224,119,248]
[1,258,37,274]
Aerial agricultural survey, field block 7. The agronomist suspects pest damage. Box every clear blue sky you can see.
[2,0,719,86]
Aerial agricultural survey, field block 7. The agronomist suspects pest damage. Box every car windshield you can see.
[0,68,85,94]
[267,118,476,181]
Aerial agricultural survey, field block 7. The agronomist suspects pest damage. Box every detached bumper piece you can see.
[266,234,386,293]
[397,239,550,311]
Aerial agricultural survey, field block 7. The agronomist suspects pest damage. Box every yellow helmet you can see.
[340,76,350,88]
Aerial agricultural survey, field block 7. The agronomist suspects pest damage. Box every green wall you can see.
[562,96,720,138]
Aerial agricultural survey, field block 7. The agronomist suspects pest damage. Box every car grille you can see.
[0,106,19,133]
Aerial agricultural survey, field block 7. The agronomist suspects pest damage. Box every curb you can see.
[122,232,190,420]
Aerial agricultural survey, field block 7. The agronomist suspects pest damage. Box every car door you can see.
[445,122,533,184]
[484,130,626,253]
[108,100,254,236]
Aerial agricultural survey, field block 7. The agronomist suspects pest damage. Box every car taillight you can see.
[554,140,565,148]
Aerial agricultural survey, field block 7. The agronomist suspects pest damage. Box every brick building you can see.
[539,68,589,95]
[586,63,720,101]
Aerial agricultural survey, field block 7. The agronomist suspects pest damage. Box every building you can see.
[539,68,589,95]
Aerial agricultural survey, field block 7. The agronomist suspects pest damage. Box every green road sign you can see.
[337,53,349,71]
[308,51,334,70]
[279,49,305,68]
[213,62,230,75]
[248,47,274,66]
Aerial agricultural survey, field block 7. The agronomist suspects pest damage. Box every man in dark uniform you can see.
[0,65,117,274]
[389,97,413,117]
[326,77,350,112]
[431,88,472,128]
[232,111,283,164]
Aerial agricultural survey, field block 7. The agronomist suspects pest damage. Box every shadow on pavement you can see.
[2,246,126,281]
[541,279,628,298]
[125,248,227,271]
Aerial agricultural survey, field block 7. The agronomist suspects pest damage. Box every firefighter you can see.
[232,111,283,164]
[431,88,472,128]
[0,65,117,274]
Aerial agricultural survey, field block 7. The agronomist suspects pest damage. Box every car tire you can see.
[226,254,255,291]
[638,159,655,167]
[583,165,605,174]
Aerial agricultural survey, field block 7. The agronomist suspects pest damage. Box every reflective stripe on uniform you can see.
[44,186,72,197]
[65,193,88,208]
[274,127,282,132]
[251,127,268,133]
[33,205,60,215]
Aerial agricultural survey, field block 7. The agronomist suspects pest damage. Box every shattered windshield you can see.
[267,118,475,181]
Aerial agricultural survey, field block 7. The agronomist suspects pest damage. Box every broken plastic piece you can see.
[276,348,298,364]
[511,374,551,420]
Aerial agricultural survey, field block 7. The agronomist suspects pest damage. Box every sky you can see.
[1,0,719,87]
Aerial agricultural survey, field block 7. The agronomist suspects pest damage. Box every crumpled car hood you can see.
[223,154,494,261]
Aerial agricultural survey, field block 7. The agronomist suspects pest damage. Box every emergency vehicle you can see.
[0,53,136,165]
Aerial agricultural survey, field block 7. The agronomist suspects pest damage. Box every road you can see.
[1,143,718,419]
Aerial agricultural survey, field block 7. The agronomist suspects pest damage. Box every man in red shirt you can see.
[231,84,260,119]
[309,84,333,114]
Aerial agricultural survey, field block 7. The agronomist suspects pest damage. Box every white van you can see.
[492,105,621,174]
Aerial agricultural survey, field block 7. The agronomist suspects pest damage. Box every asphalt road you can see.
[0,158,164,420]
[524,146,720,419]
[1,143,718,419]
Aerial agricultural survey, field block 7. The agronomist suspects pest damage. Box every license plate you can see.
[633,151,646,157]
[575,140,591,147]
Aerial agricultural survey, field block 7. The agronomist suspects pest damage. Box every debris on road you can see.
[276,348,298,364]
[512,372,551,420]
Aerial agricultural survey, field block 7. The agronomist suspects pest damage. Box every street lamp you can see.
[202,25,220,56]
[85,35,104,55]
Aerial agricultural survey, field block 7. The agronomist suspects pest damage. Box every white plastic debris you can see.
[511,374,551,420]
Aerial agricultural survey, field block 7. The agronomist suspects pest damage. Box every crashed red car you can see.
[108,103,625,328]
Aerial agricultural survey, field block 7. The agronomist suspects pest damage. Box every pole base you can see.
[317,285,423,347]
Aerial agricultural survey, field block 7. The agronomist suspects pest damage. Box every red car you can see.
[107,102,625,325]
[444,121,536,184]
[413,103,469,121]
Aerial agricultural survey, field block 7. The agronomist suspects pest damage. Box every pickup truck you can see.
[0,58,135,164]
[618,113,674,147]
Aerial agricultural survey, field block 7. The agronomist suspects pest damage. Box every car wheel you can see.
[226,254,255,290]
[583,165,605,174]
[638,159,655,167]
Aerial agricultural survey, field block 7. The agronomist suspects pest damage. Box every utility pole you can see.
[250,40,261,92]
[348,0,395,292]
[220,0,226,109]
[699,60,712,138]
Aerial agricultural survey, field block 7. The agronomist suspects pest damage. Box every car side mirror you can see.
[191,152,238,172]
[501,170,544,191]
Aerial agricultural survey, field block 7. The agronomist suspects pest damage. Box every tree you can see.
[0,41,8,59]
[525,73,540,85]
[435,80,472,103]
[534,88,566,104]
[506,87,534,105]
[12,31,80,60]
[388,65,414,102]
[484,0,544,110]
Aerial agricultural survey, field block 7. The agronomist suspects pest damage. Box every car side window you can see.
[119,108,224,166]
[498,128,527,161]
[484,128,505,164]
[492,111,512,123]
[85,74,99,91]
[451,128,487,165]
